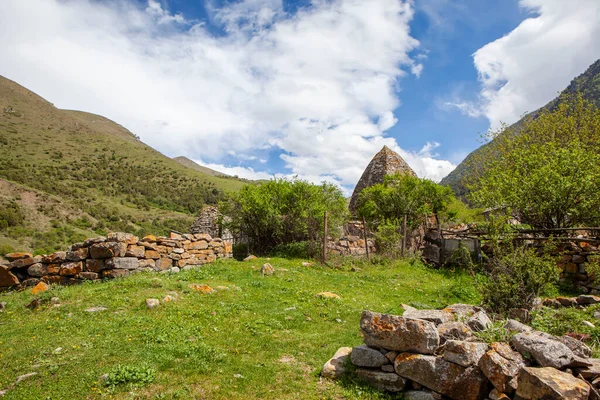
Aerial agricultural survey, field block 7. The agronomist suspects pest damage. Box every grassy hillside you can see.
[173,156,229,177]
[0,76,247,254]
[0,257,480,399]
[441,58,600,198]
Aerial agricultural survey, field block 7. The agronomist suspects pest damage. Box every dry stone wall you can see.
[0,232,232,289]
[323,303,599,399]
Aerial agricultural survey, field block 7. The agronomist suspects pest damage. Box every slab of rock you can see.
[0,266,20,287]
[27,263,48,277]
[394,353,490,400]
[360,310,439,354]
[60,261,82,276]
[504,319,533,333]
[402,309,454,326]
[577,295,600,305]
[89,242,127,259]
[5,252,32,261]
[41,252,66,264]
[438,321,473,342]
[85,259,106,272]
[576,358,600,380]
[556,335,593,358]
[511,332,588,369]
[321,347,352,379]
[351,345,389,368]
[490,342,526,365]
[402,391,437,400]
[479,349,523,393]
[106,232,138,244]
[442,340,488,367]
[467,310,492,332]
[516,367,590,399]
[355,369,407,392]
[125,245,145,258]
[106,257,139,270]
[9,256,35,269]
[489,388,510,400]
[443,304,482,320]
[66,247,88,261]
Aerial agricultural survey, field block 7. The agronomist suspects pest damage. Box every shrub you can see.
[270,241,312,259]
[105,364,156,387]
[373,219,403,258]
[481,245,560,315]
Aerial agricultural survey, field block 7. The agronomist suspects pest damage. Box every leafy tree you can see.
[357,173,455,230]
[221,178,347,255]
[469,93,600,229]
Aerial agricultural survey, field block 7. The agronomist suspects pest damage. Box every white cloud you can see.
[0,0,456,190]
[193,159,274,181]
[469,0,600,130]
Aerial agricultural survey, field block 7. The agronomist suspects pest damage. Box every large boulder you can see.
[394,353,490,400]
[360,311,439,354]
[355,369,407,392]
[442,340,488,367]
[402,309,454,325]
[516,367,590,399]
[511,332,590,369]
[350,345,389,368]
[0,266,19,287]
[321,347,352,379]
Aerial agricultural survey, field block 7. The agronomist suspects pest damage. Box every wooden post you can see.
[322,211,328,264]
[402,214,408,256]
[362,216,370,260]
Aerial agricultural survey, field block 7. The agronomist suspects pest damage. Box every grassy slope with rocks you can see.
[0,75,248,255]
[0,257,480,399]
[441,58,600,198]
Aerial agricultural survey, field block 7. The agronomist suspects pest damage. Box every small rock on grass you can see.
[583,321,596,328]
[162,295,176,303]
[316,292,340,299]
[31,281,49,295]
[85,306,107,313]
[189,284,214,293]
[0,301,6,311]
[261,263,274,276]
[243,255,257,261]
[146,298,160,308]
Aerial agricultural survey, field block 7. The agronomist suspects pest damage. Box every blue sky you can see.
[1,0,599,194]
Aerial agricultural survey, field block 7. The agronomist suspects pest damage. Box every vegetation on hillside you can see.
[221,178,348,255]
[0,76,248,254]
[442,58,600,197]
[469,93,600,229]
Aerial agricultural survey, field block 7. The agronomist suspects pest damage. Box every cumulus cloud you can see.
[464,0,600,129]
[0,0,455,190]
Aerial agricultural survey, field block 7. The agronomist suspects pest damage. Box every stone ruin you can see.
[190,205,233,242]
[323,301,600,399]
[0,231,232,290]
[348,145,416,215]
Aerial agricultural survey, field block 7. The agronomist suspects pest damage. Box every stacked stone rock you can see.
[555,241,600,294]
[323,304,600,399]
[327,235,376,256]
[0,232,232,289]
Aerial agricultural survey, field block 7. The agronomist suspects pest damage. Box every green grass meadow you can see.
[0,257,479,399]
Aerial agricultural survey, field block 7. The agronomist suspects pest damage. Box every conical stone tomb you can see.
[349,146,416,214]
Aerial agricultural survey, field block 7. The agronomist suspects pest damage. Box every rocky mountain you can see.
[0,75,247,254]
[441,59,600,198]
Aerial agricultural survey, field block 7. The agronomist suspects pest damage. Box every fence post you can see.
[401,214,407,257]
[362,216,370,261]
[322,211,328,264]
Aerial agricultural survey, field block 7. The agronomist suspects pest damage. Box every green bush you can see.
[105,364,156,387]
[373,219,402,258]
[270,241,312,259]
[481,245,560,315]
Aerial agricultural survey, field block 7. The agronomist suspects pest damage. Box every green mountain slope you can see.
[441,58,600,197]
[173,156,229,177]
[0,75,246,254]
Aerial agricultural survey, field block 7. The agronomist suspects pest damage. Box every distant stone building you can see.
[348,145,416,214]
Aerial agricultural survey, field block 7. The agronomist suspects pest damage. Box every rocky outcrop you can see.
[1,232,232,289]
[348,146,416,214]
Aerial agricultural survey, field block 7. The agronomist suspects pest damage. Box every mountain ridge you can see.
[441,58,600,197]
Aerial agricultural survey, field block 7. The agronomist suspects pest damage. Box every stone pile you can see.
[323,304,599,399]
[327,235,376,257]
[0,232,232,289]
[555,242,600,294]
